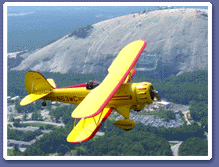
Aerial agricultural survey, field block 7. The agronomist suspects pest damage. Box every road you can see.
[169,141,183,156]
[7,105,16,121]
[183,110,191,125]
[8,146,27,152]
[8,120,65,129]
[21,121,65,127]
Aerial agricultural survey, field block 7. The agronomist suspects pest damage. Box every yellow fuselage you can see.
[43,82,154,111]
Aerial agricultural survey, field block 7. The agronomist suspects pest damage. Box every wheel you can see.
[42,101,46,106]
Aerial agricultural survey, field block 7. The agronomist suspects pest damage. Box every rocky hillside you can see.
[11,8,208,79]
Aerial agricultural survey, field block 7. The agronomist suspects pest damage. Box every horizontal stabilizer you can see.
[20,90,52,106]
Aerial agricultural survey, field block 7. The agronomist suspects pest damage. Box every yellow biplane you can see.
[20,40,161,143]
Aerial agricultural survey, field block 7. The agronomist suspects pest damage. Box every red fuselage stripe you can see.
[57,83,87,89]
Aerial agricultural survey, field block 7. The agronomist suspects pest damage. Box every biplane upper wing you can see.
[67,107,113,143]
[71,40,147,119]
[124,68,136,83]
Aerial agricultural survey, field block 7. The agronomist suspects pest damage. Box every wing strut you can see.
[71,40,146,119]
[67,107,113,143]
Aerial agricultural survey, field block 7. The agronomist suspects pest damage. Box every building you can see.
[155,101,171,109]
[11,96,20,101]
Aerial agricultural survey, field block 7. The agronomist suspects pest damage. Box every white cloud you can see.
[8,12,33,17]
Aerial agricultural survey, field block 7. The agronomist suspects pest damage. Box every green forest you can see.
[133,70,208,105]
[7,69,208,156]
[178,137,208,156]
[153,108,176,122]
[11,119,207,156]
[189,100,208,132]
[8,129,42,142]
[9,103,207,156]
[8,70,207,105]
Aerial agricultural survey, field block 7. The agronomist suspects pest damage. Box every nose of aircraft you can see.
[150,87,161,101]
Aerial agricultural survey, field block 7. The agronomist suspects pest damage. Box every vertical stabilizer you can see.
[20,71,56,106]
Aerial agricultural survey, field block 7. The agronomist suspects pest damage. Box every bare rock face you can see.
[11,8,208,79]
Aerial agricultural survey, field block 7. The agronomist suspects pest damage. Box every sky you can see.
[7,6,208,14]
[6,5,209,52]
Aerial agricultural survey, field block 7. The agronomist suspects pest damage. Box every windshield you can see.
[93,80,101,85]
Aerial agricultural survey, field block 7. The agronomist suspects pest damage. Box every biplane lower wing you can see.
[67,107,113,143]
[71,40,147,119]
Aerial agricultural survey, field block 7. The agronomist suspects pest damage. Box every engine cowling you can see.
[135,82,154,103]
[131,82,154,111]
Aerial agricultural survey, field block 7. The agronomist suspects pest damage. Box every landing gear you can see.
[135,110,141,113]
[42,100,46,106]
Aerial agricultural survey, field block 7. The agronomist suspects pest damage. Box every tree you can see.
[13,119,22,127]
[179,110,183,118]
[8,129,24,140]
[201,117,208,132]
[179,137,208,156]
[154,108,175,121]
[15,101,23,113]
[80,127,173,156]
[46,101,52,110]
[31,111,42,121]
[13,145,22,156]
[57,144,70,156]
[20,130,42,142]
[23,112,27,121]
[76,147,86,156]
[44,124,53,130]
[31,112,38,121]
[190,101,208,121]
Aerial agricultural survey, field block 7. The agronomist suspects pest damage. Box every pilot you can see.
[86,80,94,90]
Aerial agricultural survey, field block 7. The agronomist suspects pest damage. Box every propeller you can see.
[150,86,161,101]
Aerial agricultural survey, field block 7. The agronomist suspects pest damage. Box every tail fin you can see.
[20,71,56,106]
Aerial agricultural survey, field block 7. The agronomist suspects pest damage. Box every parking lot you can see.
[115,104,189,128]
[132,113,183,128]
